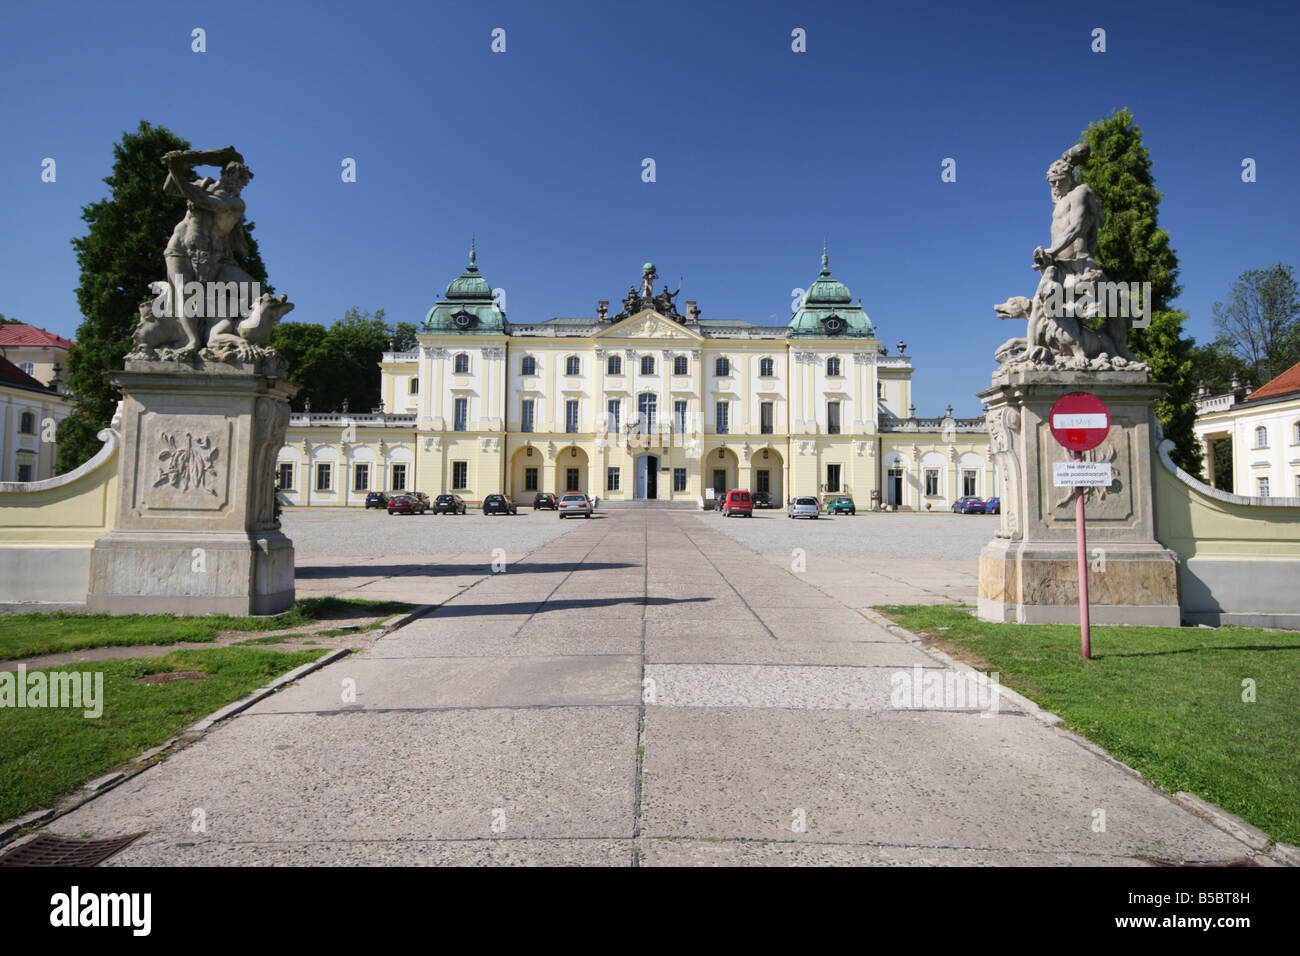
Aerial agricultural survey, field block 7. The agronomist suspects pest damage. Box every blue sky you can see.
[3,0,1297,413]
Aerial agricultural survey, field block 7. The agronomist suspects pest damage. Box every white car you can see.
[558,493,593,518]
[787,496,820,519]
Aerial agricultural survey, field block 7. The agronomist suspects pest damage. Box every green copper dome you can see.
[788,249,875,338]
[422,244,506,334]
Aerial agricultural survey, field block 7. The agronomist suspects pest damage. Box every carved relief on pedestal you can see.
[986,405,1021,539]
[251,396,290,528]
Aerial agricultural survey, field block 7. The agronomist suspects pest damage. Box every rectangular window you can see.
[925,468,940,497]
[607,467,620,491]
[673,467,687,492]
[278,463,294,490]
[674,356,688,376]
[674,400,687,433]
[608,398,621,433]
[16,463,33,482]
[521,399,534,433]
[962,469,977,497]
[354,463,370,491]
[1257,477,1270,497]
[827,402,840,435]
[756,469,770,496]
[316,462,332,491]
[638,393,657,432]
[452,461,468,490]
[761,401,774,435]
[566,400,579,433]
[454,397,468,431]
[566,467,580,492]
[827,464,841,493]
[525,467,538,492]
[391,463,407,491]
[716,401,729,434]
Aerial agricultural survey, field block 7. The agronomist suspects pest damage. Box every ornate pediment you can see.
[597,309,702,341]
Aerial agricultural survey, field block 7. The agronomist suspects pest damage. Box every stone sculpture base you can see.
[87,358,296,616]
[977,368,1180,627]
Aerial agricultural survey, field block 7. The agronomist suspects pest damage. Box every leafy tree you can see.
[270,308,405,413]
[1210,263,1300,385]
[56,121,271,473]
[1189,341,1251,396]
[1077,109,1202,476]
[0,314,22,325]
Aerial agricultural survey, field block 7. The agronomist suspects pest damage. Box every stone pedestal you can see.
[87,358,296,615]
[977,368,1180,626]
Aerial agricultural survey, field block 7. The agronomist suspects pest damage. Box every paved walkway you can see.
[42,512,1252,865]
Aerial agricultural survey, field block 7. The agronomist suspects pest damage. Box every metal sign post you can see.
[1049,392,1112,661]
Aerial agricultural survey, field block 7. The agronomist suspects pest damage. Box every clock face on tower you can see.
[824,315,844,335]
[452,311,475,330]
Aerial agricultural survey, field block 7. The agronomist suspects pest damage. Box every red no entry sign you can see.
[1050,392,1111,452]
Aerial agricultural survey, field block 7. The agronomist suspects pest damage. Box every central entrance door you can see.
[635,454,659,499]
[887,468,903,506]
[712,469,727,496]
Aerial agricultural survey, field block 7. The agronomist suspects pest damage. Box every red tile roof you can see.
[0,324,76,349]
[1247,360,1300,402]
[0,355,54,391]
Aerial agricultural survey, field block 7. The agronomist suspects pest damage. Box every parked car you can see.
[434,494,466,515]
[411,492,430,510]
[558,492,593,518]
[386,494,425,515]
[720,489,753,517]
[826,495,856,515]
[752,491,774,509]
[984,497,1001,515]
[483,493,518,515]
[952,496,985,514]
[787,496,820,519]
[365,491,388,509]
[533,492,558,511]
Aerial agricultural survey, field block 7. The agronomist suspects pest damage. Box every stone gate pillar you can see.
[86,357,297,615]
[977,368,1180,625]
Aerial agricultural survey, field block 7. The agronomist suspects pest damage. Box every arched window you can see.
[759,357,774,377]
[607,355,622,375]
[19,411,37,434]
[637,393,657,432]
[453,353,470,374]
[408,378,419,394]
[827,357,841,376]
[566,356,581,376]
[521,355,537,376]
[715,357,730,377]
[1255,426,1269,449]
[674,355,688,375]
[641,356,655,376]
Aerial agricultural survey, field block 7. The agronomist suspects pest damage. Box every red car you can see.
[720,489,753,517]
[386,494,426,515]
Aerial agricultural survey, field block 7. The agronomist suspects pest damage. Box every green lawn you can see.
[876,604,1300,845]
[0,597,413,661]
[0,647,326,824]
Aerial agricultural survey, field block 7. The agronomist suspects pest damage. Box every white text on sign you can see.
[1053,462,1113,487]
[1052,413,1109,430]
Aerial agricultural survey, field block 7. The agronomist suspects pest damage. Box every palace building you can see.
[276,250,991,509]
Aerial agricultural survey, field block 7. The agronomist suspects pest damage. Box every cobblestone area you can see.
[694,509,997,561]
[281,505,581,560]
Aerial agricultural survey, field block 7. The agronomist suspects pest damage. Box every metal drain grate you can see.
[0,832,147,867]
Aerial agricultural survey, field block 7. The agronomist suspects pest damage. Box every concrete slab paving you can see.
[35,510,1262,866]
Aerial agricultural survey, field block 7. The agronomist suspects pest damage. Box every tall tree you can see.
[0,314,22,325]
[269,308,398,413]
[56,121,271,473]
[1211,263,1300,384]
[1077,109,1203,475]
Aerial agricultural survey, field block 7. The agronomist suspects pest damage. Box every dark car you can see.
[386,494,425,515]
[483,493,518,515]
[434,494,466,515]
[533,492,558,511]
[826,495,856,515]
[952,496,985,514]
[752,491,774,509]
[984,497,1001,515]
[365,491,388,509]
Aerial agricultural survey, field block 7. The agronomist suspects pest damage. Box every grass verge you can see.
[0,597,414,661]
[875,604,1300,845]
[0,647,326,824]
